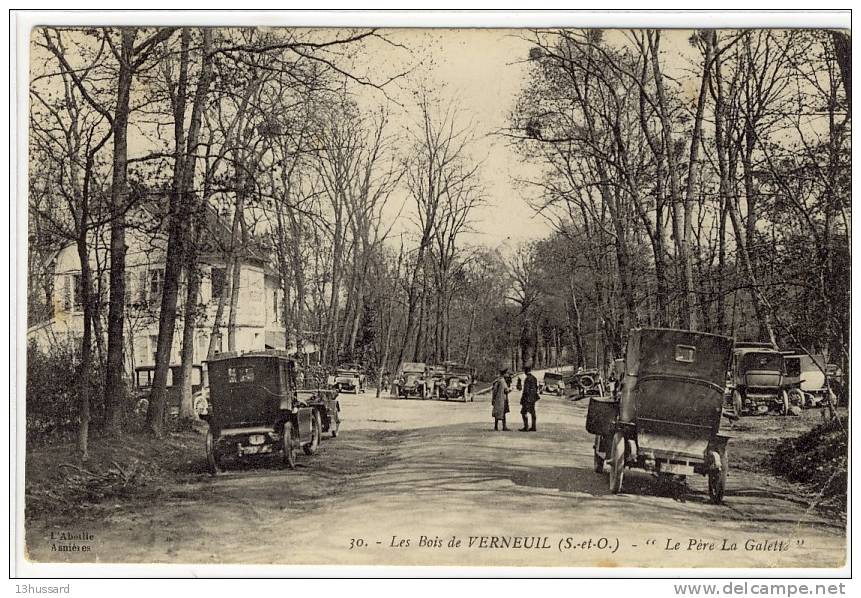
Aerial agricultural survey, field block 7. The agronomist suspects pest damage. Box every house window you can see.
[149,269,164,303]
[211,267,227,301]
[150,334,159,364]
[65,274,83,312]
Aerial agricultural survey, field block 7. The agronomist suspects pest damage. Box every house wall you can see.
[29,232,271,375]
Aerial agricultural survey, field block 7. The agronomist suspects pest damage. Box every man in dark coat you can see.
[520,366,539,432]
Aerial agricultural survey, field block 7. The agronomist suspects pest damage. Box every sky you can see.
[348,28,549,255]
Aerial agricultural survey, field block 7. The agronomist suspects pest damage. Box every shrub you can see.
[770,415,848,511]
[26,340,105,445]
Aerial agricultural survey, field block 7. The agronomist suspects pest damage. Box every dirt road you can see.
[26,391,845,568]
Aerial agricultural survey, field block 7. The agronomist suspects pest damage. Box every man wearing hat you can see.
[491,367,511,431]
[519,365,539,432]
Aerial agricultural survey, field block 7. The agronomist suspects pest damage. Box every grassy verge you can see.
[770,415,848,515]
[25,426,207,525]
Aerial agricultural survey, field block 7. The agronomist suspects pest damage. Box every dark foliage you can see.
[770,416,848,512]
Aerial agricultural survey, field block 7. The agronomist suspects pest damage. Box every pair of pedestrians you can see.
[491,366,539,432]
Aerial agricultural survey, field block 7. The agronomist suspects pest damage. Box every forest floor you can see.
[23,389,846,569]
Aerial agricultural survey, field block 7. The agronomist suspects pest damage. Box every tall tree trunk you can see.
[103,28,136,435]
[147,29,192,435]
[648,30,695,330]
[178,28,213,425]
[76,231,93,460]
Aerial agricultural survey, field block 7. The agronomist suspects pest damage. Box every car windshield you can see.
[740,352,783,372]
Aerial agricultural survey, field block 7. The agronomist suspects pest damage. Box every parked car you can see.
[728,342,789,416]
[782,351,829,408]
[393,362,428,399]
[201,352,321,473]
[540,371,566,396]
[588,328,733,503]
[295,364,342,438]
[437,362,475,402]
[426,365,447,399]
[133,363,209,419]
[568,368,605,400]
[328,364,366,394]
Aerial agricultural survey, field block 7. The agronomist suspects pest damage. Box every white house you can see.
[27,213,293,377]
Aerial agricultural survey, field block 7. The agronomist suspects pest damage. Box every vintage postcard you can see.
[14,11,850,575]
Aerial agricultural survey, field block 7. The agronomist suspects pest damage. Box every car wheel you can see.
[732,390,744,417]
[708,447,728,505]
[282,422,297,470]
[303,410,321,456]
[205,429,222,475]
[780,390,790,416]
[609,431,625,494]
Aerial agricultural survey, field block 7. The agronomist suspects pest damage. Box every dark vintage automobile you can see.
[567,368,606,400]
[393,362,428,399]
[587,328,733,504]
[436,362,475,402]
[328,364,366,394]
[540,371,566,396]
[728,342,789,416]
[201,352,322,474]
[133,363,208,419]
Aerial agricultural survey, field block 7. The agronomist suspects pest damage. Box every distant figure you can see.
[520,366,539,432]
[516,376,522,391]
[491,368,511,431]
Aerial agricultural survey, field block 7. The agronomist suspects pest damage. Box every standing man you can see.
[520,365,539,432]
[491,368,511,431]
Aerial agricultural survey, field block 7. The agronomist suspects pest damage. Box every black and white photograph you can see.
[12,9,851,575]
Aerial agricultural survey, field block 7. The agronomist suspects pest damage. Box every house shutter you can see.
[138,270,147,304]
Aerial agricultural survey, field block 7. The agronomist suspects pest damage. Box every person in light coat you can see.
[491,368,511,431]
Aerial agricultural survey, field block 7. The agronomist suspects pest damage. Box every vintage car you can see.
[426,365,447,398]
[728,342,789,416]
[437,362,475,401]
[393,362,428,399]
[295,365,342,438]
[540,371,566,395]
[133,363,209,418]
[328,364,366,394]
[587,328,733,503]
[201,352,322,473]
[567,368,606,400]
[782,351,829,408]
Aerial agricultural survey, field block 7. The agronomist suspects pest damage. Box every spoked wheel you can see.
[708,447,728,504]
[282,421,297,469]
[304,410,322,455]
[593,435,605,473]
[608,431,625,494]
[780,390,790,416]
[205,429,223,475]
